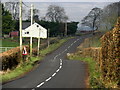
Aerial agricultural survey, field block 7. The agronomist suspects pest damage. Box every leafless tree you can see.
[4,0,26,20]
[81,7,102,30]
[46,5,68,22]
[26,8,40,22]
[99,2,120,31]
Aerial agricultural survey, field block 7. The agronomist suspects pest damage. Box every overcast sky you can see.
[3,0,119,2]
[2,0,120,22]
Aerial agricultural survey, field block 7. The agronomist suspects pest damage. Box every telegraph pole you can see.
[47,29,50,48]
[19,0,22,57]
[30,4,33,56]
[65,22,67,37]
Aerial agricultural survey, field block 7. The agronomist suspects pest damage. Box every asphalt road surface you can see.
[2,35,91,89]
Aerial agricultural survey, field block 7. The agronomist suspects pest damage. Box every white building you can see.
[22,23,47,38]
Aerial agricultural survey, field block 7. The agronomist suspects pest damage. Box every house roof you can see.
[22,22,31,29]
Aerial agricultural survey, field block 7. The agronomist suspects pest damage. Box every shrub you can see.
[100,17,120,88]
[0,45,29,70]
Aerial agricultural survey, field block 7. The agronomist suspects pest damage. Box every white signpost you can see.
[22,23,47,38]
[22,22,47,56]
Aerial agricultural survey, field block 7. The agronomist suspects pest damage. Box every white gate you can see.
[0,47,15,53]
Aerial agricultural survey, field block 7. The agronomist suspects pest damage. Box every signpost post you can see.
[47,29,50,48]
[65,22,67,37]
[37,37,40,56]
[30,4,33,56]
[19,0,22,60]
[37,28,40,56]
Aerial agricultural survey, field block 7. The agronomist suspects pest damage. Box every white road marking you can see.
[54,57,56,60]
[45,77,52,82]
[60,59,62,62]
[36,59,63,88]
[74,41,77,43]
[60,62,62,66]
[56,69,60,72]
[71,43,73,46]
[68,46,70,48]
[52,73,56,77]
[54,55,58,60]
[59,65,62,69]
[65,49,67,51]
[63,50,65,53]
[37,82,45,87]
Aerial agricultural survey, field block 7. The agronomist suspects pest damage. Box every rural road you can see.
[2,35,91,89]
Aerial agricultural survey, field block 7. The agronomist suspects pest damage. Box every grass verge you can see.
[1,37,71,83]
[68,54,104,88]
[40,38,69,56]
[2,56,41,83]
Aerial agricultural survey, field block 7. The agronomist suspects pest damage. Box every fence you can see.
[0,47,15,53]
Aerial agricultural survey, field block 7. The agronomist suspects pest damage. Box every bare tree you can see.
[26,8,40,22]
[46,5,68,22]
[4,0,25,20]
[99,2,120,31]
[81,7,102,30]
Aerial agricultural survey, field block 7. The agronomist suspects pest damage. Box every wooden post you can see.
[30,4,33,56]
[37,38,40,56]
[47,29,50,48]
[19,0,22,59]
[65,22,67,37]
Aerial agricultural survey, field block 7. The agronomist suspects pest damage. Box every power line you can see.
[22,2,30,8]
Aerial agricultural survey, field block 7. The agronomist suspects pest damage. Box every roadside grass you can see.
[2,56,41,83]
[67,33,105,88]
[1,37,71,83]
[68,55,104,88]
[40,38,68,56]
[89,36,101,47]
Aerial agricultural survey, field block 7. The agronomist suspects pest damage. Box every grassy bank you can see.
[2,56,42,83]
[68,55,104,88]
[68,33,105,88]
[1,37,71,83]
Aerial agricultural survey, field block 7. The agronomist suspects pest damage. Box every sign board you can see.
[22,23,47,38]
[22,46,28,55]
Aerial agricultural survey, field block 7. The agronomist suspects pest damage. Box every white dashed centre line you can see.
[74,41,77,43]
[59,66,62,69]
[56,69,60,72]
[45,77,52,82]
[35,38,81,88]
[68,46,70,48]
[35,38,80,88]
[52,73,56,77]
[37,82,45,87]
[60,62,62,66]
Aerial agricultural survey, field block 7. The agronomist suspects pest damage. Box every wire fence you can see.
[0,47,15,53]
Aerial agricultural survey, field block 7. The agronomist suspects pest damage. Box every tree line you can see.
[1,1,78,37]
[81,1,120,31]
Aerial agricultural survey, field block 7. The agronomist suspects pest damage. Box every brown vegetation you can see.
[0,37,60,71]
[100,17,120,88]
[0,45,29,70]
[76,17,120,88]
